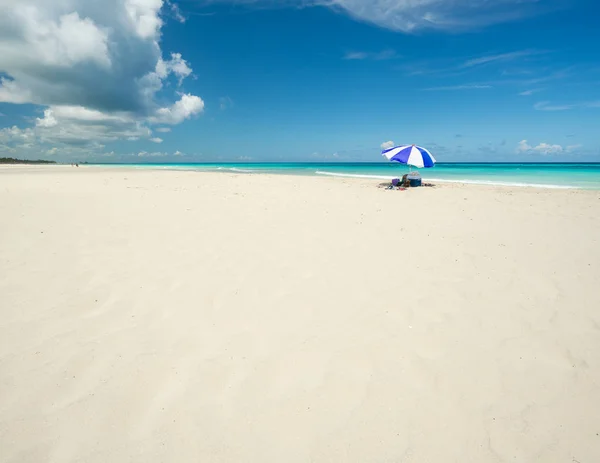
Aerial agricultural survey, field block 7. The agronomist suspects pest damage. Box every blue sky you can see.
[1,0,599,162]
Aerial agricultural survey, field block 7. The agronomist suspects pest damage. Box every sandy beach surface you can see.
[1,165,600,463]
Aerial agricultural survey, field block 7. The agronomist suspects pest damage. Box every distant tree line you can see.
[0,157,57,164]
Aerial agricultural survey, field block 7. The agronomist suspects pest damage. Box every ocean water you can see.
[95,163,600,189]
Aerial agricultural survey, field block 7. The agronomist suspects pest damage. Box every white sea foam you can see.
[425,177,577,189]
[163,166,257,173]
[315,171,395,181]
[315,170,579,189]
[211,167,258,173]
[91,165,586,189]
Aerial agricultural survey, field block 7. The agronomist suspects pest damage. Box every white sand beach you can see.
[1,165,600,463]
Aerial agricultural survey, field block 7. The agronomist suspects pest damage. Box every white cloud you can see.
[0,8,110,70]
[534,101,574,111]
[516,139,563,155]
[156,52,193,85]
[566,144,582,152]
[0,126,36,145]
[344,51,368,60]
[0,0,204,153]
[167,0,186,22]
[535,100,600,111]
[45,106,131,123]
[200,0,552,32]
[153,93,205,124]
[0,78,33,104]
[150,137,163,143]
[533,142,563,154]
[125,0,164,39]
[423,84,492,91]
[137,150,166,156]
[0,125,109,158]
[519,88,542,96]
[344,49,397,60]
[462,50,539,68]
[516,139,531,152]
[32,105,153,145]
[155,127,172,132]
[380,140,395,150]
[36,109,58,128]
[310,151,343,161]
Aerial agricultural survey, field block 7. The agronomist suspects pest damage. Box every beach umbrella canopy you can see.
[382,145,436,168]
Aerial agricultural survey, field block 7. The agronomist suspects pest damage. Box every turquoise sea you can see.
[95,163,600,189]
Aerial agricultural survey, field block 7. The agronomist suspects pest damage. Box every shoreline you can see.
[314,170,582,189]
[2,163,598,191]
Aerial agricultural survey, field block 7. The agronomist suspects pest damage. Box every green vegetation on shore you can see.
[0,157,57,165]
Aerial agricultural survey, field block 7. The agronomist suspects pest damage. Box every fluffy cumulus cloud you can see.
[201,0,552,32]
[0,126,36,152]
[0,0,204,154]
[151,93,205,124]
[516,140,531,152]
[380,140,395,150]
[155,52,193,85]
[517,140,566,155]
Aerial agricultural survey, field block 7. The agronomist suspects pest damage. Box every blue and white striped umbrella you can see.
[382,145,436,168]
